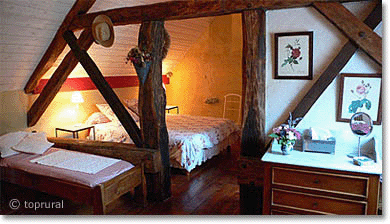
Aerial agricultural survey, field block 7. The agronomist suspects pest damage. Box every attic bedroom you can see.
[0,0,382,216]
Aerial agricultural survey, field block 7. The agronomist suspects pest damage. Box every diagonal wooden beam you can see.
[69,0,368,30]
[289,2,381,125]
[63,30,143,148]
[27,28,94,127]
[24,0,96,94]
[313,1,382,65]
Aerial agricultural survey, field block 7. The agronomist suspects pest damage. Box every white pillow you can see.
[0,131,29,158]
[85,112,111,125]
[12,132,53,155]
[96,104,139,122]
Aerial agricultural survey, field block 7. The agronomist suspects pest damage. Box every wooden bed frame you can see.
[1,163,146,214]
[47,137,164,202]
[0,142,151,214]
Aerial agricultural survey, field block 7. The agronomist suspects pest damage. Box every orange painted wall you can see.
[165,14,242,122]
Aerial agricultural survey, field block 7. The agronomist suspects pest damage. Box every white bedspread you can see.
[30,150,121,174]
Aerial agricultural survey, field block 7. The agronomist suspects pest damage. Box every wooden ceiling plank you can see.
[313,1,382,65]
[69,0,368,30]
[290,2,381,124]
[24,0,96,94]
[63,30,143,148]
[27,29,94,127]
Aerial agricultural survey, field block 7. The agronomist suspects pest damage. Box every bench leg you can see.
[92,186,105,215]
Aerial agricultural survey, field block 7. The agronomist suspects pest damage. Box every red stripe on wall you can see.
[33,75,170,94]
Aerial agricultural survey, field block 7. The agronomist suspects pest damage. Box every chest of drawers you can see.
[263,162,380,215]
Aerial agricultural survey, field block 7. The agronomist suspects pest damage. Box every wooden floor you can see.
[1,143,241,215]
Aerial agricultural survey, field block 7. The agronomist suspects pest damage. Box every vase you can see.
[281,144,293,155]
[133,61,151,85]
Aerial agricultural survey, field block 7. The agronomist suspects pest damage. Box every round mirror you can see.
[350,112,373,137]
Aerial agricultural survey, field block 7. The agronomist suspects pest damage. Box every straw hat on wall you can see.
[92,15,114,47]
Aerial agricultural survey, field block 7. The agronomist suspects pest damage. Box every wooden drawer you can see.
[102,167,141,204]
[272,167,369,198]
[272,189,367,215]
[271,209,296,215]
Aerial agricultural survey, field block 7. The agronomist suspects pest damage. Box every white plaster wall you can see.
[266,2,382,158]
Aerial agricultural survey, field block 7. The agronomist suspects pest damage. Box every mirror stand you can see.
[348,112,374,165]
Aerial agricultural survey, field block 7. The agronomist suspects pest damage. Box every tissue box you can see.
[303,137,336,154]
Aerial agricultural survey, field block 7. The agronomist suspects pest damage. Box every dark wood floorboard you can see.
[1,142,241,215]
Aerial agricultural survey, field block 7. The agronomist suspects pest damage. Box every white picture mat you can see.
[277,35,310,76]
[340,77,381,121]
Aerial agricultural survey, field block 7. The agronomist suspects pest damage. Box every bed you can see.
[0,132,146,214]
[87,102,241,173]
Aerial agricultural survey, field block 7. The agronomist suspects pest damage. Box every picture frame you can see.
[274,31,313,80]
[337,73,382,125]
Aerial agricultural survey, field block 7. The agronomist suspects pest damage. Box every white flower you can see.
[288,131,296,140]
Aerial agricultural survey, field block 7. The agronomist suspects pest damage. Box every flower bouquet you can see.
[125,47,152,84]
[269,113,302,155]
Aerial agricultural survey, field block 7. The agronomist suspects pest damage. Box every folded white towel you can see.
[30,150,121,174]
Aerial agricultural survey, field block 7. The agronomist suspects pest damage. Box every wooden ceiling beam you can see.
[313,1,382,65]
[27,29,94,127]
[24,0,96,94]
[289,2,381,124]
[69,0,368,30]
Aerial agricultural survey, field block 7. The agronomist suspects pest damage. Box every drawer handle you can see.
[312,202,319,208]
[313,179,320,184]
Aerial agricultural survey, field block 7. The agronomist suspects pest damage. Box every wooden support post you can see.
[24,0,96,93]
[27,29,94,127]
[241,9,266,157]
[63,30,143,148]
[138,21,171,200]
[239,9,266,215]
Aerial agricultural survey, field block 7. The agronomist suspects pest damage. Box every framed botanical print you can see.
[337,73,382,125]
[274,31,313,80]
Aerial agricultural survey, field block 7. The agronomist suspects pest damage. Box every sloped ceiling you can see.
[0,0,214,92]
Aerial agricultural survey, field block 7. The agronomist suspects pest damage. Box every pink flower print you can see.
[356,85,366,95]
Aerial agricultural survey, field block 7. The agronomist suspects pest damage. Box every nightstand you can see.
[166,105,179,114]
[55,124,95,140]
[262,142,382,215]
